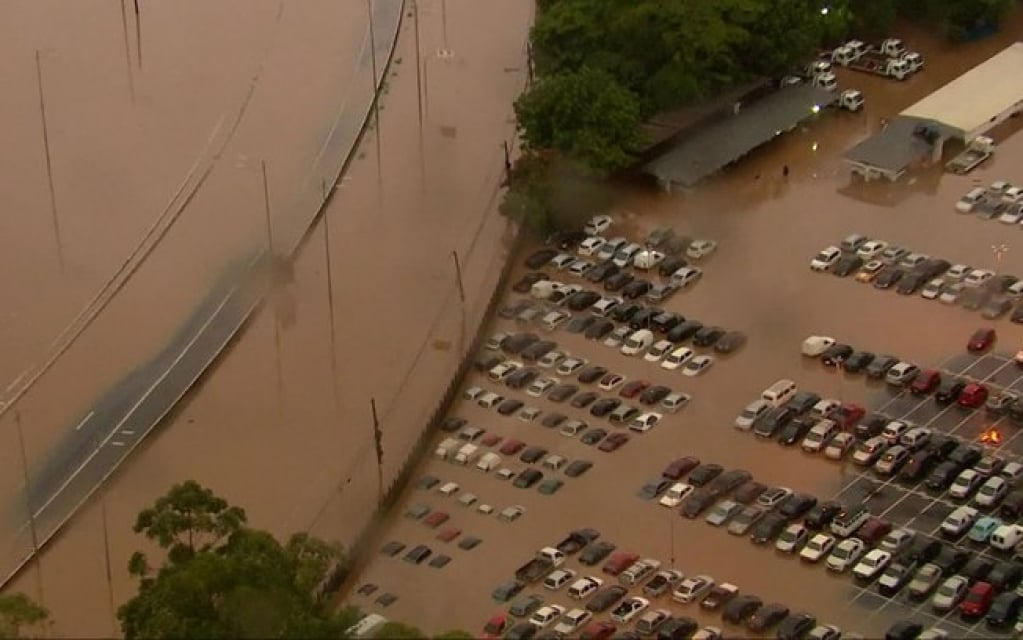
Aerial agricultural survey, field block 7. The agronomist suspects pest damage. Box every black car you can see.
[866,355,899,379]
[961,287,991,311]
[564,459,592,477]
[987,592,1023,629]
[628,308,660,330]
[905,537,942,564]
[932,546,969,574]
[585,585,628,612]
[548,230,587,250]
[505,367,539,389]
[610,301,642,322]
[622,280,653,300]
[747,602,789,633]
[640,385,672,406]
[832,255,864,277]
[926,434,959,460]
[962,556,995,583]
[750,513,787,544]
[707,469,753,495]
[1009,400,1023,423]
[688,463,724,487]
[714,331,747,354]
[659,255,688,278]
[513,469,543,488]
[884,620,922,640]
[503,332,540,354]
[513,272,549,293]
[603,272,635,292]
[692,326,726,347]
[525,248,558,269]
[948,444,983,468]
[722,595,763,624]
[934,378,966,404]
[786,391,821,414]
[873,267,905,289]
[403,544,432,564]
[566,314,597,334]
[776,612,816,640]
[580,429,607,446]
[577,365,608,384]
[566,290,602,311]
[584,319,615,341]
[805,501,843,530]
[982,296,1013,319]
[662,320,701,346]
[520,446,548,464]
[656,618,698,640]
[680,489,718,518]
[505,623,537,640]
[914,258,951,279]
[570,391,599,409]
[843,350,875,373]
[590,398,621,417]
[754,407,794,438]
[925,461,960,492]
[895,272,928,295]
[778,493,818,520]
[821,343,854,366]
[541,412,567,428]
[492,579,527,602]
[579,540,616,565]
[988,563,1023,592]
[651,311,684,334]
[1001,491,1023,520]
[521,340,556,362]
[777,419,813,446]
[475,353,504,372]
[898,451,940,483]
[497,399,524,416]
[584,260,619,283]
[855,413,889,439]
[877,557,917,596]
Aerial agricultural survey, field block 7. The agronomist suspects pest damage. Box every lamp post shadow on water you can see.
[259,160,285,420]
[35,49,65,274]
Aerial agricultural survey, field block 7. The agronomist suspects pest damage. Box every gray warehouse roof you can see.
[843,115,962,172]
[644,84,838,188]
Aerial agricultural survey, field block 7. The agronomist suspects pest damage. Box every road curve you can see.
[0,0,405,589]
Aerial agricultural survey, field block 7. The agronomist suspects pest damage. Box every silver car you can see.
[705,500,742,527]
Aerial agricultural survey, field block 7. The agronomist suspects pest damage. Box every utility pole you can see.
[101,493,117,631]
[412,0,425,190]
[366,0,383,191]
[451,250,466,303]
[262,160,284,415]
[119,0,136,104]
[322,212,341,416]
[35,50,65,273]
[133,0,142,69]
[370,398,384,505]
[14,411,46,611]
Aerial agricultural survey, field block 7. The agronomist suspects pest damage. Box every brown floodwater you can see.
[1,0,533,636]
[347,13,1023,638]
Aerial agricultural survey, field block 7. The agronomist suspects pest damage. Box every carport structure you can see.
[844,42,1023,181]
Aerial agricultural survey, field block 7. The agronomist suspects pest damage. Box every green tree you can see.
[435,631,475,640]
[375,622,426,639]
[729,0,825,76]
[514,67,644,175]
[119,482,350,640]
[500,152,613,236]
[847,0,897,40]
[0,593,48,639]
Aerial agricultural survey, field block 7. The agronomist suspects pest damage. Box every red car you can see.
[968,327,996,353]
[910,369,941,395]
[958,383,989,408]
[480,433,502,447]
[580,621,617,640]
[437,527,461,542]
[619,380,651,399]
[423,511,450,528]
[960,582,994,618]
[856,517,892,544]
[500,439,525,455]
[662,456,701,480]
[602,551,640,576]
[483,615,509,639]
[829,403,866,430]
[598,432,630,452]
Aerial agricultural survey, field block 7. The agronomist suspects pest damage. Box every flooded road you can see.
[348,14,1023,637]
[1,0,532,635]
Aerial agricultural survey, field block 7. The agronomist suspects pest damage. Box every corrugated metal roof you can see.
[901,42,1023,136]
[644,84,838,188]
[843,115,960,172]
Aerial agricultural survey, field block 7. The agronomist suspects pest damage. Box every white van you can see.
[453,443,479,465]
[531,280,559,299]
[762,379,798,408]
[346,613,388,639]
[619,558,660,586]
[830,505,870,538]
[434,437,460,460]
[621,329,654,356]
[476,452,501,472]
[990,524,1023,551]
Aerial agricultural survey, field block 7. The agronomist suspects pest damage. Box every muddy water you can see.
[1,0,532,635]
[349,16,1023,637]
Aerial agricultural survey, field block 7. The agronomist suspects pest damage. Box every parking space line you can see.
[983,357,1014,382]
[946,409,982,438]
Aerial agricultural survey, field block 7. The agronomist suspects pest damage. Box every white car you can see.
[776,524,810,553]
[938,283,963,304]
[964,268,995,287]
[735,399,771,430]
[932,576,968,612]
[857,240,888,259]
[644,340,675,362]
[551,253,576,270]
[990,524,1023,550]
[798,532,835,562]
[999,207,1023,224]
[527,377,558,398]
[568,260,593,277]
[610,597,649,624]
[823,432,855,460]
[612,243,643,268]
[543,568,577,591]
[879,529,913,555]
[477,391,505,409]
[488,360,521,381]
[976,476,1008,507]
[955,187,986,213]
[940,506,978,538]
[801,419,838,452]
[633,249,665,270]
[825,538,865,572]
[920,278,945,299]
[811,398,841,418]
[810,246,841,271]
[557,357,587,376]
[659,482,695,507]
[553,609,591,635]
[629,412,663,433]
[885,362,919,386]
[686,239,718,260]
[852,549,891,581]
[538,350,567,368]
[1004,185,1023,203]
[596,237,627,260]
[682,355,713,377]
[578,236,606,256]
[949,469,982,499]
[662,346,695,370]
[671,266,703,288]
[568,576,603,599]
[584,214,613,235]
[672,575,714,603]
[802,335,836,357]
[945,263,971,280]
[591,296,621,317]
[529,604,566,628]
[808,625,843,640]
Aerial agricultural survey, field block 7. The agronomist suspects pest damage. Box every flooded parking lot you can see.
[349,15,1023,639]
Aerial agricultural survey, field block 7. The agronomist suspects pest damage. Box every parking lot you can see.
[347,46,1023,640]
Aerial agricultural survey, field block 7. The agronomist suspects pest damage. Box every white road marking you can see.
[110,441,126,447]
[73,411,95,431]
[119,430,135,436]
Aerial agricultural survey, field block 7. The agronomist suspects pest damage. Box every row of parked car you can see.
[955,180,1023,223]
[640,453,1023,637]
[809,233,1023,320]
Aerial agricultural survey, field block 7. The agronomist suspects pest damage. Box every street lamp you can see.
[993,243,1009,271]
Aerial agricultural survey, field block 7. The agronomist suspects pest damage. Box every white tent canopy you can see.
[900,42,1023,141]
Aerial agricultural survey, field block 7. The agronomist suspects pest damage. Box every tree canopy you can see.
[0,593,48,639]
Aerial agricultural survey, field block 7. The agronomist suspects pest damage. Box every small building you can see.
[644,84,839,190]
[843,41,1023,181]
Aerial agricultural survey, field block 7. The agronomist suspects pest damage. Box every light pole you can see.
[261,160,284,416]
[35,49,65,273]
[993,243,1009,271]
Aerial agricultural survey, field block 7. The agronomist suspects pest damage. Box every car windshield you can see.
[741,408,759,419]
[832,545,851,559]
[937,583,958,597]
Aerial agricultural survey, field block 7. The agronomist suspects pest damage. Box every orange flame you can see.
[980,429,1002,445]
